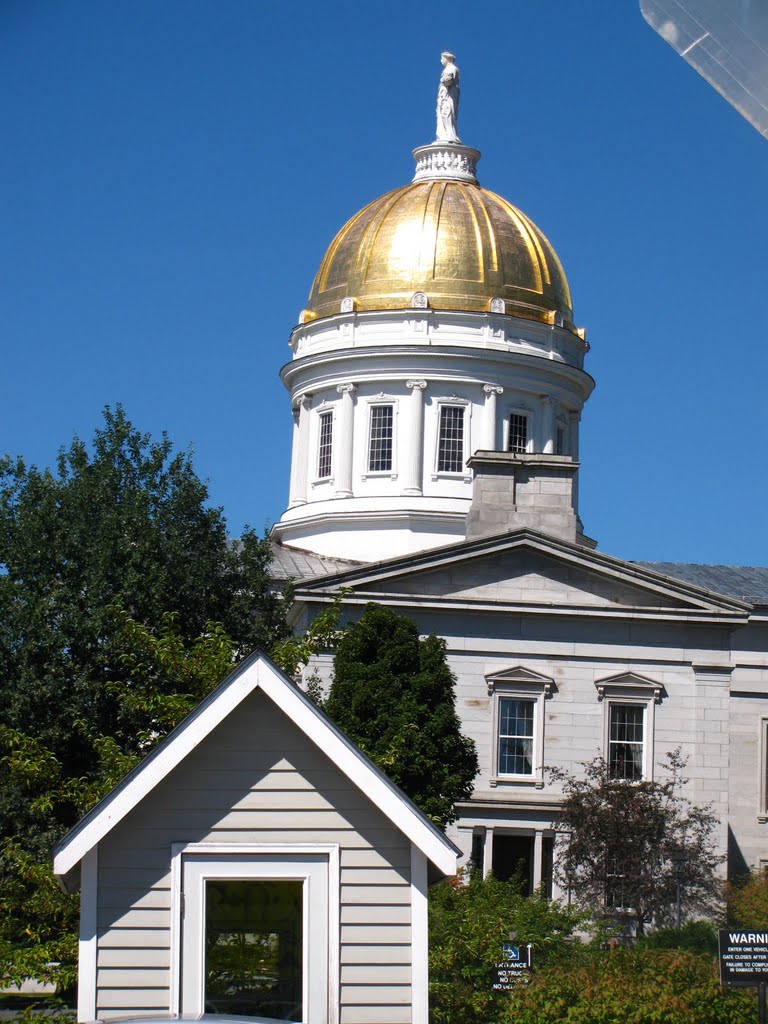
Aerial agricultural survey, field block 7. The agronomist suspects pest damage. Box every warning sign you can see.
[719,930,768,987]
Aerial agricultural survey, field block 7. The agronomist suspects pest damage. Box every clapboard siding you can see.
[95,688,413,1023]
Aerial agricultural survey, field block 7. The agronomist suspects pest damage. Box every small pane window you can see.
[437,406,465,473]
[317,412,333,478]
[498,697,535,775]
[508,413,528,453]
[608,704,644,780]
[368,405,393,472]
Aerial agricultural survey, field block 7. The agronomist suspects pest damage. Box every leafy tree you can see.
[551,751,722,935]
[324,603,478,826]
[0,407,291,996]
[727,869,768,928]
[429,869,583,1024]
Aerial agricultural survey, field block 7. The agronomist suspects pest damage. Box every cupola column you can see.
[569,409,581,513]
[402,380,427,495]
[483,384,504,450]
[335,383,356,498]
[542,396,557,454]
[288,394,311,507]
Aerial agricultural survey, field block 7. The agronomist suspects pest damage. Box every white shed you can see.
[53,652,458,1024]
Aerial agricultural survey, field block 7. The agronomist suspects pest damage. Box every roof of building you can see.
[634,562,768,606]
[303,179,575,330]
[269,542,362,581]
[53,651,459,889]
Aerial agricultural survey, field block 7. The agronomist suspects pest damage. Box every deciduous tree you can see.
[552,751,722,934]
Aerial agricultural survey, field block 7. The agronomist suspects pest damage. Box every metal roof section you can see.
[269,541,363,581]
[635,562,768,605]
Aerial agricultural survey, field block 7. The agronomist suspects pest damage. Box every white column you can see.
[402,379,427,495]
[335,383,356,497]
[542,396,557,453]
[533,830,543,892]
[289,394,311,507]
[483,826,494,878]
[482,384,503,450]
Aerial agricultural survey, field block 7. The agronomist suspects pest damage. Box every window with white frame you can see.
[317,411,333,479]
[595,672,662,782]
[608,704,645,781]
[498,697,535,775]
[487,666,554,786]
[368,404,394,472]
[437,405,465,473]
[508,412,529,453]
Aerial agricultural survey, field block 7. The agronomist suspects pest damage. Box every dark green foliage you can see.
[509,947,753,1024]
[429,869,584,1024]
[637,920,719,955]
[324,603,477,826]
[727,869,768,928]
[0,407,291,990]
[551,752,722,934]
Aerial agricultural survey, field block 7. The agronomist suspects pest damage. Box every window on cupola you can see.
[368,405,394,472]
[317,411,333,479]
[508,413,528,453]
[437,406,465,473]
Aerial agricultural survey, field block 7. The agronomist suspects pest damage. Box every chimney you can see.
[466,451,590,545]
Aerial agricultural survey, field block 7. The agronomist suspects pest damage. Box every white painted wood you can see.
[77,846,98,1023]
[54,653,457,882]
[410,845,428,1024]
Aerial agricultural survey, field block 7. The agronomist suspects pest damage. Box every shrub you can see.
[510,947,753,1024]
[637,920,718,954]
[428,870,583,1024]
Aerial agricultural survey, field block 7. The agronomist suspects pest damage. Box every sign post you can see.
[491,942,533,990]
[718,929,768,1023]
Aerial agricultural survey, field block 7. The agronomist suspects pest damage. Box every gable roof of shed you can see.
[53,652,459,889]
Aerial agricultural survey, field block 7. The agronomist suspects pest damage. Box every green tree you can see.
[551,752,722,935]
[324,603,478,826]
[429,869,584,1024]
[0,407,291,996]
[727,870,768,929]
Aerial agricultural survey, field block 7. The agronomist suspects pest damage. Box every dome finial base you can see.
[412,142,481,184]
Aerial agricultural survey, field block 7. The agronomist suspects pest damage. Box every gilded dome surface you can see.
[306,180,574,330]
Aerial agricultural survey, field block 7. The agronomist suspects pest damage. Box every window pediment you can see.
[486,665,556,697]
[594,671,664,704]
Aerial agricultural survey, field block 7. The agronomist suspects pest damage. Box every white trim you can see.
[54,655,457,881]
[433,398,472,478]
[77,846,98,1023]
[487,667,554,788]
[410,845,428,1024]
[363,398,399,479]
[602,696,656,782]
[172,843,338,1024]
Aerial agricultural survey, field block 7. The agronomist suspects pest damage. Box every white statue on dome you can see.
[436,51,461,144]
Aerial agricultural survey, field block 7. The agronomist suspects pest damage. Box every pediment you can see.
[594,671,665,703]
[486,665,556,696]
[296,530,750,619]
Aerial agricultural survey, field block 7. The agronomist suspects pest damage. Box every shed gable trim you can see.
[53,653,457,883]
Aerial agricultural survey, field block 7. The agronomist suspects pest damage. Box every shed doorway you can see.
[178,850,330,1024]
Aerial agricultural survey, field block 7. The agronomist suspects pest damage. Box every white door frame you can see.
[170,843,339,1024]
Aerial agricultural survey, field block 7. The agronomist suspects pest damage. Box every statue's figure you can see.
[436,51,461,144]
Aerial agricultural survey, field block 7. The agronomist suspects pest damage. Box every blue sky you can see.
[2,1,767,566]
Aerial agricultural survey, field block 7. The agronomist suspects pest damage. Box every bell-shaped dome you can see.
[305,176,574,331]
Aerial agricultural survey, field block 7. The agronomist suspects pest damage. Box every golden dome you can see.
[305,179,574,330]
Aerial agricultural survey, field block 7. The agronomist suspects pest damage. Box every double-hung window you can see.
[608,704,644,781]
[368,405,394,472]
[437,405,465,473]
[487,666,554,787]
[317,411,333,479]
[498,697,535,776]
[508,413,528,453]
[595,672,662,782]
